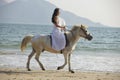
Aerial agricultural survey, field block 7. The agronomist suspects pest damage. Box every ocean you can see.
[0,23,120,72]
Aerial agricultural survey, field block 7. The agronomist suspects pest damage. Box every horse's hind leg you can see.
[35,50,45,70]
[26,48,35,71]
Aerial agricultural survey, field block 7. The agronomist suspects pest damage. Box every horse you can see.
[21,25,93,73]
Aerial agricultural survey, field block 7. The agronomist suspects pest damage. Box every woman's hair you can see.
[51,8,60,24]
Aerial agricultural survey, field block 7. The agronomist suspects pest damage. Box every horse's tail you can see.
[21,35,34,52]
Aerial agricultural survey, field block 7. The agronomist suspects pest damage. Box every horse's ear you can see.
[81,24,84,29]
[81,24,87,29]
[81,24,83,27]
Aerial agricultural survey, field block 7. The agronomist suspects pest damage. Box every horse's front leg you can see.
[68,53,74,73]
[57,53,68,70]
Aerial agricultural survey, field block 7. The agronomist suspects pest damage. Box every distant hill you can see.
[0,0,105,27]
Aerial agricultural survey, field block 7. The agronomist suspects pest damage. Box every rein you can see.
[80,27,87,36]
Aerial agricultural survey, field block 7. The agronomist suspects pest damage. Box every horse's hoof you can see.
[42,68,45,71]
[70,70,75,73]
[57,67,61,70]
[27,69,31,71]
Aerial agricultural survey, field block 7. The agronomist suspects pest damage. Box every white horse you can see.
[21,25,93,73]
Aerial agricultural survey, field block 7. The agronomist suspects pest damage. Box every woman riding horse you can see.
[51,8,66,51]
[21,24,93,73]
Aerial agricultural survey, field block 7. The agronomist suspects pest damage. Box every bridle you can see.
[80,27,89,38]
[69,27,88,39]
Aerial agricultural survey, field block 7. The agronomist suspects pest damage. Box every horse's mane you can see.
[71,25,87,31]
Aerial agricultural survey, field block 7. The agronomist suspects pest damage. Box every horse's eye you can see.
[84,30,87,32]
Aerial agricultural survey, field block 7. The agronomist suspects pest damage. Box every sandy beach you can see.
[0,68,120,80]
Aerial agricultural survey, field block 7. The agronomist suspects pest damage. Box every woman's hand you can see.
[61,26,66,31]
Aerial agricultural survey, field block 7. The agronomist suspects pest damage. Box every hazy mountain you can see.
[0,0,105,27]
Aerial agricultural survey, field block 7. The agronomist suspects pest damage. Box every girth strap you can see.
[64,33,69,47]
[49,35,52,47]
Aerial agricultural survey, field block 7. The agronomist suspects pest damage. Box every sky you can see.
[46,0,120,27]
[0,0,120,27]
[0,0,15,6]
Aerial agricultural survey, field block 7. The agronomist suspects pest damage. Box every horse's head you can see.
[72,25,93,41]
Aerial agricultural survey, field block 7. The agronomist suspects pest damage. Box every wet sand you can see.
[0,68,120,80]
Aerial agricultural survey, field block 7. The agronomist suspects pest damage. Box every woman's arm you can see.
[54,16,65,29]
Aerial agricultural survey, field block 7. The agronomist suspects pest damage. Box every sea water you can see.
[0,23,120,72]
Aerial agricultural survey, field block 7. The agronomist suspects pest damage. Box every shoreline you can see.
[0,50,120,73]
[0,67,120,80]
[0,50,120,80]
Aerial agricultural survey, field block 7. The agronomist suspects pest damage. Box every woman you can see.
[51,8,66,51]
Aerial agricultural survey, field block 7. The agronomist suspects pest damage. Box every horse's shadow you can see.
[0,69,60,74]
